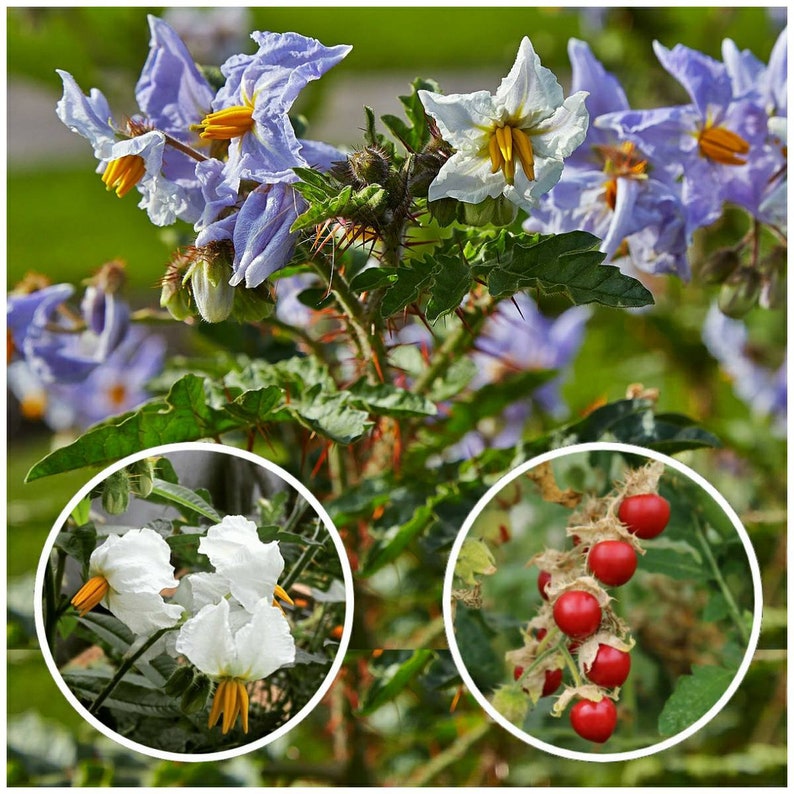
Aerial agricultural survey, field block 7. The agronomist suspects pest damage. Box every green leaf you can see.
[63,670,182,717]
[70,497,91,527]
[54,524,98,570]
[379,257,436,317]
[349,379,437,418]
[380,77,441,152]
[473,230,654,308]
[658,665,736,736]
[349,267,398,293]
[25,375,254,481]
[424,253,473,323]
[148,479,222,523]
[356,650,434,716]
[640,542,707,580]
[76,613,134,654]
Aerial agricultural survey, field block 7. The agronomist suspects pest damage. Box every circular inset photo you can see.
[443,442,761,762]
[34,442,353,762]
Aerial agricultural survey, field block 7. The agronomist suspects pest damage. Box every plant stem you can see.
[89,627,177,715]
[309,259,389,385]
[409,293,493,396]
[281,520,325,591]
[43,557,58,648]
[693,513,751,644]
[559,643,582,687]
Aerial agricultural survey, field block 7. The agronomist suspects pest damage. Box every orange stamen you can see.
[71,575,110,616]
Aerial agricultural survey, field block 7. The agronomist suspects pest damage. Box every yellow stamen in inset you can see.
[208,679,227,729]
[487,124,535,184]
[698,124,750,166]
[209,678,250,735]
[71,575,110,616]
[273,584,294,606]
[102,155,146,198]
[197,104,255,141]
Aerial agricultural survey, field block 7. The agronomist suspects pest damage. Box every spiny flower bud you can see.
[180,673,213,714]
[164,665,197,698]
[160,254,194,322]
[718,267,761,318]
[101,468,130,515]
[335,145,392,188]
[697,247,740,285]
[129,459,156,498]
[186,242,235,324]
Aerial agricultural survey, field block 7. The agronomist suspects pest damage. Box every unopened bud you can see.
[101,468,130,515]
[345,146,392,187]
[161,255,194,321]
[460,195,518,227]
[188,249,235,324]
[697,247,740,285]
[718,267,761,318]
[180,673,212,714]
[164,665,196,697]
[129,459,155,498]
[231,283,274,323]
[427,197,459,227]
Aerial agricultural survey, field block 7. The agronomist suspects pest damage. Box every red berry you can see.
[535,628,548,641]
[542,668,563,697]
[618,493,670,539]
[570,697,618,743]
[588,540,638,586]
[585,644,631,688]
[552,590,602,639]
[513,665,524,682]
[537,570,552,600]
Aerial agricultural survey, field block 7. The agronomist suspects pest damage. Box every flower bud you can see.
[231,283,275,323]
[101,468,130,515]
[160,257,194,322]
[188,248,235,324]
[718,267,761,318]
[129,459,155,498]
[180,673,212,714]
[164,665,197,697]
[344,145,392,188]
[427,197,459,227]
[697,247,740,285]
[460,195,518,227]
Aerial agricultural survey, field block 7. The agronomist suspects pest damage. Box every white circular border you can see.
[33,440,355,764]
[442,441,763,763]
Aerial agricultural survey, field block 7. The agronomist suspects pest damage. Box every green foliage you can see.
[658,665,738,736]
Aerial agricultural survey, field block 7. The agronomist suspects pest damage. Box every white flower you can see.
[71,528,183,635]
[418,37,589,212]
[175,597,296,733]
[197,515,291,612]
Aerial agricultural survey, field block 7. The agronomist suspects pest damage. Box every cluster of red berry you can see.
[508,475,671,746]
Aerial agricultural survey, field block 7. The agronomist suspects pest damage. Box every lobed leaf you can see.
[658,665,737,736]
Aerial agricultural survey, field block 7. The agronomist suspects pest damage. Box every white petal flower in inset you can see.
[418,37,589,212]
[175,596,296,734]
[70,528,183,635]
[198,515,293,612]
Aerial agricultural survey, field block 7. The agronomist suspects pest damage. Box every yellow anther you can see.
[511,127,536,182]
[209,678,250,735]
[20,393,47,421]
[71,575,110,617]
[273,584,294,606]
[495,125,513,164]
[197,104,255,141]
[698,124,750,166]
[102,155,146,198]
[488,134,503,173]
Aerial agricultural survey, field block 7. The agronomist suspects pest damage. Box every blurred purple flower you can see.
[702,303,786,435]
[8,329,166,433]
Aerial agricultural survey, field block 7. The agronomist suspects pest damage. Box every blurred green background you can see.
[7,5,787,787]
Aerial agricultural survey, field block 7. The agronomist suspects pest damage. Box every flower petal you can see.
[233,598,295,680]
[104,589,183,635]
[418,89,498,150]
[427,150,505,205]
[175,598,237,677]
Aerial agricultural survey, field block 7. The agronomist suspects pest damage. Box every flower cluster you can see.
[522,31,787,282]
[70,514,296,735]
[7,263,165,433]
[56,15,351,323]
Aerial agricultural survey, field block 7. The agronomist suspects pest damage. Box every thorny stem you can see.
[89,626,177,715]
[309,259,389,385]
[693,512,751,644]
